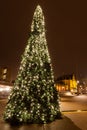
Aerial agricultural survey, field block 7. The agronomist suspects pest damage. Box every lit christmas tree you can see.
[4,5,61,124]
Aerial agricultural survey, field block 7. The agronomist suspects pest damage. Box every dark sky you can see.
[0,0,87,81]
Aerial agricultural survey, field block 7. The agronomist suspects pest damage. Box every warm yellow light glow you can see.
[0,85,12,92]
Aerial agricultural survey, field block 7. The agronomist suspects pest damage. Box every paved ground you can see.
[61,94,87,130]
[61,94,87,111]
[0,116,81,130]
[64,111,87,130]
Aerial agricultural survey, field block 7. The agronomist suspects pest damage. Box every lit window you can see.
[3,68,7,74]
[2,75,6,80]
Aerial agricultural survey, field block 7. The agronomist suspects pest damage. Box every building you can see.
[0,67,11,82]
[55,74,77,94]
[77,78,87,94]
[0,67,13,98]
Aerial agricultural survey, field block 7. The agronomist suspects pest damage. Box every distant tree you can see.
[4,5,61,124]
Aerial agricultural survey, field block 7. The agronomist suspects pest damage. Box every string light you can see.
[4,5,61,124]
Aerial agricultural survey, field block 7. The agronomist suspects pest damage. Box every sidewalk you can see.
[0,115,81,130]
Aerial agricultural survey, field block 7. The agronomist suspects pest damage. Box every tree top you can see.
[31,5,45,33]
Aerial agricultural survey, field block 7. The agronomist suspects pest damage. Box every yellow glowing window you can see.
[2,75,6,80]
[3,68,7,74]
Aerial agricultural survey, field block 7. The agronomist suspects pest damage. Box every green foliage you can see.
[4,5,61,124]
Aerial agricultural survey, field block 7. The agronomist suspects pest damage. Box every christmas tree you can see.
[4,5,61,124]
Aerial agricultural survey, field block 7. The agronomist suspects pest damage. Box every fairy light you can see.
[4,5,61,124]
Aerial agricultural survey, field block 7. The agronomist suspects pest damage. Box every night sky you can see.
[0,0,87,81]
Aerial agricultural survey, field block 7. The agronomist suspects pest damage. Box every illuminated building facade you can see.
[0,67,12,98]
[55,74,77,93]
[0,67,11,82]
